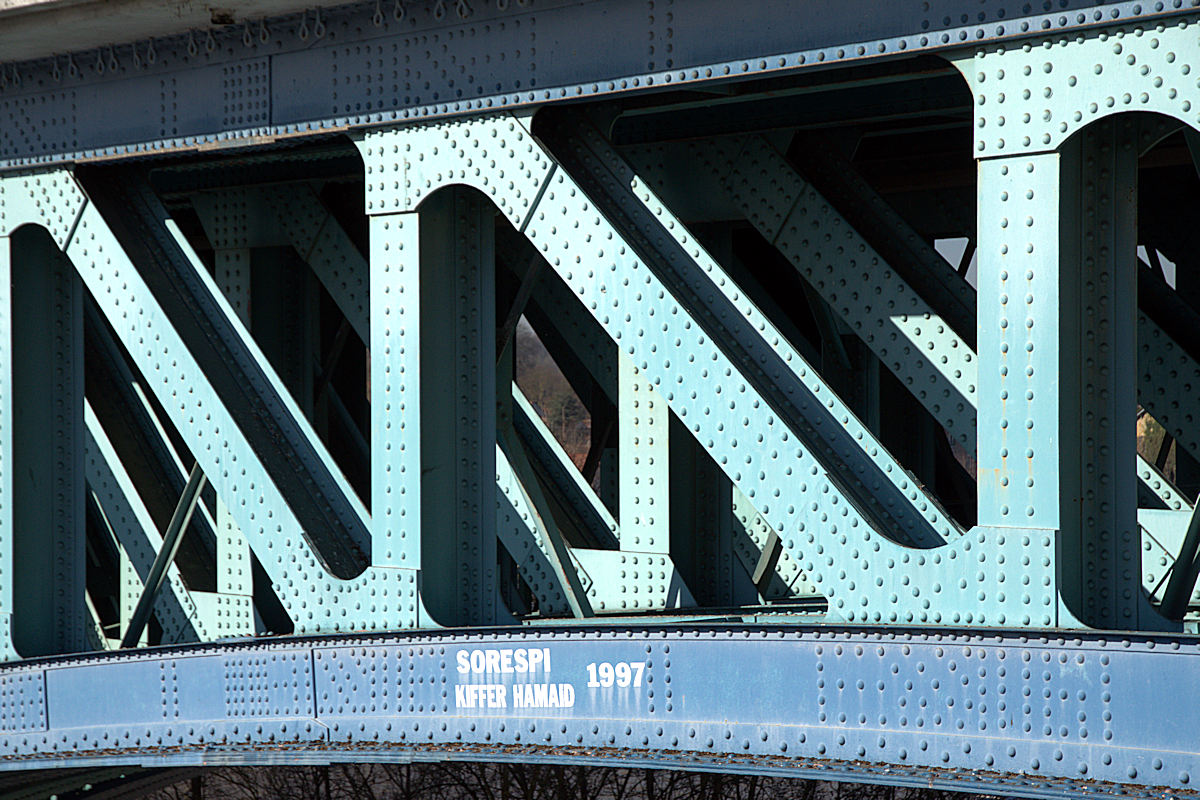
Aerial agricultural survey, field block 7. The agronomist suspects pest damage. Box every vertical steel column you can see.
[9,226,86,656]
[417,189,499,625]
[0,239,13,657]
[206,198,256,629]
[976,152,1073,627]
[118,523,148,646]
[114,455,150,647]
[1058,118,1153,629]
[977,154,1065,531]
[618,361,670,555]
[367,204,423,625]
[978,122,1157,629]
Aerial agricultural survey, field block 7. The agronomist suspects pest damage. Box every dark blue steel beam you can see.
[0,0,1196,170]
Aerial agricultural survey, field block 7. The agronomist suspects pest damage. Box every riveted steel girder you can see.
[0,2,1197,792]
[0,170,422,644]
[0,626,1197,799]
[357,114,1060,627]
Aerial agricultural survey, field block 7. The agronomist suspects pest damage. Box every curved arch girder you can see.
[0,627,1195,799]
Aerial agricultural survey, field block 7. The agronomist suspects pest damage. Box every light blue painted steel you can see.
[344,207,428,627]
[636,134,982,601]
[259,185,370,344]
[360,113,1062,627]
[515,255,619,405]
[495,336,584,620]
[195,195,254,614]
[0,627,1197,799]
[669,420,761,608]
[204,183,682,615]
[1139,509,1200,608]
[84,404,207,645]
[730,489,820,602]
[117,461,206,650]
[495,442,582,617]
[194,184,351,615]
[0,665,44,735]
[504,389,698,615]
[0,20,1190,642]
[1138,457,1192,513]
[961,20,1200,160]
[0,172,86,248]
[561,116,960,551]
[5,186,119,653]
[962,26,1200,627]
[678,136,976,446]
[190,191,263,627]
[362,125,703,617]
[84,292,254,632]
[515,261,623,528]
[1059,116,1148,629]
[511,385,618,550]
[617,360,670,555]
[651,134,1189,517]
[194,185,370,345]
[664,133,1194,613]
[572,549,694,613]
[1139,316,1200,466]
[154,213,371,566]
[366,210,419,575]
[0,3,1197,789]
[0,172,419,641]
[201,177,666,617]
[496,427,593,619]
[975,152,1083,627]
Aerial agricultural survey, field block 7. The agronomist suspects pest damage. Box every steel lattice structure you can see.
[0,0,1199,796]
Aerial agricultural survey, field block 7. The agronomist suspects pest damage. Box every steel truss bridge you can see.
[0,0,1199,796]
